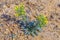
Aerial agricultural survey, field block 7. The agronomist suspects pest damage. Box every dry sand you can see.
[0,0,60,40]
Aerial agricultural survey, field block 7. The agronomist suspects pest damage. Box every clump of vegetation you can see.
[22,21,42,36]
[15,15,48,36]
[14,3,48,36]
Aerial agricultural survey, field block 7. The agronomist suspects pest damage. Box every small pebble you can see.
[1,14,10,18]
[1,14,11,21]
[57,4,60,7]
[0,24,3,27]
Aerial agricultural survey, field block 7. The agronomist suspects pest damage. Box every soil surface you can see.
[0,0,60,40]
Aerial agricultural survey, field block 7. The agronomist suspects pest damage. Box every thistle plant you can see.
[21,15,48,36]
[14,3,48,36]
[15,14,48,37]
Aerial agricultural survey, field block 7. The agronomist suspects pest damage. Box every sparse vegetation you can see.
[14,3,48,36]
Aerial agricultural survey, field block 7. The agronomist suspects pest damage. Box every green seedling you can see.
[14,3,26,17]
[36,15,48,28]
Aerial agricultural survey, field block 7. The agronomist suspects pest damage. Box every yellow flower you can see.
[44,16,48,24]
[14,5,19,10]
[14,13,19,17]
[14,3,25,17]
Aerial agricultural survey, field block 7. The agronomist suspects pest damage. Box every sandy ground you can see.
[0,0,60,40]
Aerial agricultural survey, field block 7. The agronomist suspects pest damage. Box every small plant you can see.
[14,3,26,17]
[15,14,48,36]
[14,3,48,36]
[36,15,48,28]
[23,21,42,36]
[16,20,42,36]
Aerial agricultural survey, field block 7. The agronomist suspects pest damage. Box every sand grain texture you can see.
[0,0,60,40]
